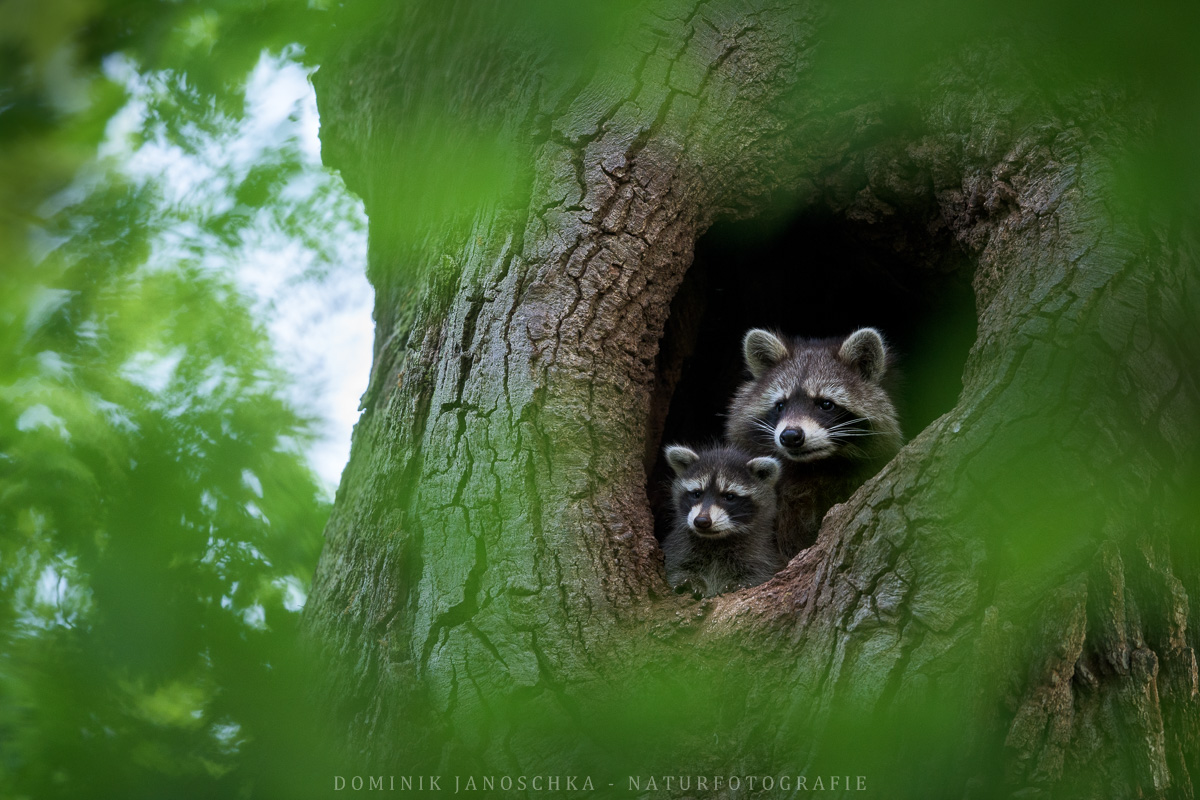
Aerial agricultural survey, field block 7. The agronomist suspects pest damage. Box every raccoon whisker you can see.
[827,417,870,430]
[828,425,869,434]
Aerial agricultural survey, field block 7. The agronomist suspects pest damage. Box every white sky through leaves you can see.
[99,50,373,495]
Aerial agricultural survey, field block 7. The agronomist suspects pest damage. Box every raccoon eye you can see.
[689,489,703,499]
[723,492,739,502]
[815,398,836,411]
[774,400,786,412]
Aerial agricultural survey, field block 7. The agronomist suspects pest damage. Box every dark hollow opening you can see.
[647,205,978,540]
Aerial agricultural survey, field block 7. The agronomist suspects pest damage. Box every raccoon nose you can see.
[694,514,712,530]
[780,428,805,448]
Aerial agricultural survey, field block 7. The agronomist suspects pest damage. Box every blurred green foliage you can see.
[0,1,356,797]
[819,0,1200,211]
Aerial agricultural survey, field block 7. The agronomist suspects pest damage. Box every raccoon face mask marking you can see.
[663,445,781,541]
[728,328,902,466]
[659,443,785,596]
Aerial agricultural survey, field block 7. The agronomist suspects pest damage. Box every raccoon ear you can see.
[839,327,887,382]
[664,445,700,475]
[743,329,789,378]
[747,456,782,487]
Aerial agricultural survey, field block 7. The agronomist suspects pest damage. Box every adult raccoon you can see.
[661,444,784,597]
[725,327,903,558]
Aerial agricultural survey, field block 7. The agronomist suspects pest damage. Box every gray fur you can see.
[725,328,903,559]
[839,327,887,382]
[664,444,700,475]
[743,328,790,379]
[747,456,781,485]
[660,444,784,597]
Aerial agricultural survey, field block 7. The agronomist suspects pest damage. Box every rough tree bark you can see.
[304,2,1200,796]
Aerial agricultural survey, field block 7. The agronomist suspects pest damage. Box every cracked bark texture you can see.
[303,1,1200,796]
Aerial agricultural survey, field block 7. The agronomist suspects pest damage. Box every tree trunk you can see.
[303,2,1200,796]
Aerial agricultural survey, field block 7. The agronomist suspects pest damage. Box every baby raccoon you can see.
[661,444,785,597]
[725,327,903,558]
